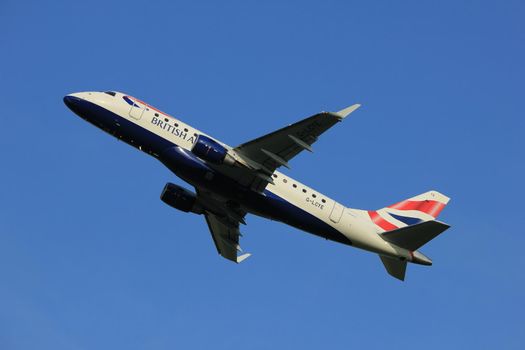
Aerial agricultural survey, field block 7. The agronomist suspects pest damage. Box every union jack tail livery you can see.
[365,191,451,281]
[368,190,450,232]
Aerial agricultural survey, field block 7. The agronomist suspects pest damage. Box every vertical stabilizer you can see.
[367,190,450,233]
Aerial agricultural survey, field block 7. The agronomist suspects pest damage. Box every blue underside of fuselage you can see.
[67,98,352,246]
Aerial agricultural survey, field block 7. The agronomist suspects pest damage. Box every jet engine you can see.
[191,134,235,166]
[160,183,203,214]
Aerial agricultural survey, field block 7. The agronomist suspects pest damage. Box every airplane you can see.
[64,91,451,281]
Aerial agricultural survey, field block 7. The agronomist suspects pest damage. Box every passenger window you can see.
[164,118,169,122]
[302,189,307,193]
[155,113,159,117]
[283,179,287,183]
[312,194,316,198]
[321,199,326,203]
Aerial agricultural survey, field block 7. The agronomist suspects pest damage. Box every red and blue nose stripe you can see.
[123,95,169,116]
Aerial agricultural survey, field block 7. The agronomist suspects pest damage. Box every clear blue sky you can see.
[1,1,524,349]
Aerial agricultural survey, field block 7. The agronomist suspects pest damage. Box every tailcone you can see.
[412,250,432,266]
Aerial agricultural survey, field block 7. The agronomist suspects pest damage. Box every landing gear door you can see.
[329,202,344,223]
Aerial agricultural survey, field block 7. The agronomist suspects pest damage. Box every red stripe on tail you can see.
[388,200,446,218]
[368,211,399,231]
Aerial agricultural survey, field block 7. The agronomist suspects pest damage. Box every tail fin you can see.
[367,190,450,233]
[372,191,451,281]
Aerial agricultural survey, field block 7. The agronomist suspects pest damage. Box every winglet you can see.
[237,253,251,263]
[334,104,361,120]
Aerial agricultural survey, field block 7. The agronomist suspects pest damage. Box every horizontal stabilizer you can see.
[381,220,450,251]
[380,255,407,281]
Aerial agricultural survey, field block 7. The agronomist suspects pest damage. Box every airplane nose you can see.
[63,94,88,117]
[63,95,81,109]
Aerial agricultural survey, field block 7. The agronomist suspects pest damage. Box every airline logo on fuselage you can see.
[123,95,197,144]
[151,116,196,144]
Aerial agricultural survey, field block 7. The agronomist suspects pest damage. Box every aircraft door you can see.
[129,101,145,120]
[329,201,344,223]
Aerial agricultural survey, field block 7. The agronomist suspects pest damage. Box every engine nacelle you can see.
[160,183,203,214]
[191,134,235,166]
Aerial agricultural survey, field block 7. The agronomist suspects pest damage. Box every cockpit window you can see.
[104,91,116,96]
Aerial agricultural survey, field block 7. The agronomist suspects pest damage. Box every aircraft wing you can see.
[204,213,251,263]
[196,189,251,263]
[234,104,360,175]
